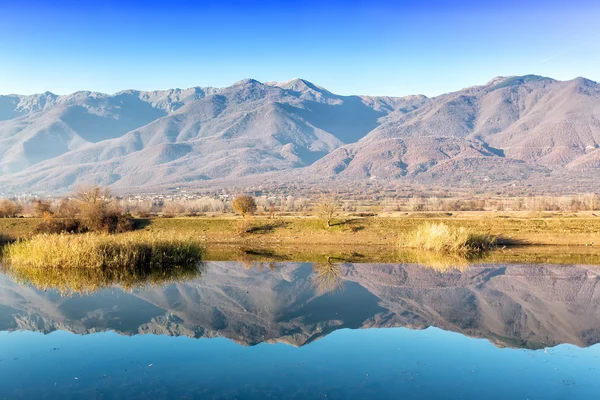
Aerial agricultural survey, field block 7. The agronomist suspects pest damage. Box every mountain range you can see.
[1,75,599,193]
[2,262,600,349]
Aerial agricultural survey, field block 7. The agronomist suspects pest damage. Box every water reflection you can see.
[207,245,600,267]
[397,250,470,271]
[2,261,600,349]
[2,262,205,295]
[312,258,345,293]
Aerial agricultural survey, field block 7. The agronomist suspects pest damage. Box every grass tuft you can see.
[401,223,496,255]
[1,232,203,270]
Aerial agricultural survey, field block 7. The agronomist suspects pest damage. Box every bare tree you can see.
[232,195,257,218]
[73,186,132,233]
[75,185,111,206]
[162,202,186,217]
[268,203,276,219]
[317,196,339,228]
[33,200,53,218]
[0,199,22,218]
[56,198,79,219]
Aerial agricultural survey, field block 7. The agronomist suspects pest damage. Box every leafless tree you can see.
[317,196,339,228]
[33,200,53,218]
[0,199,22,218]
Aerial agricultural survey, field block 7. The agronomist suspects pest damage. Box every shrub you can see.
[0,234,10,245]
[34,218,83,234]
[0,199,22,218]
[33,200,53,218]
[56,198,79,218]
[232,195,257,218]
[74,186,134,233]
[401,223,496,255]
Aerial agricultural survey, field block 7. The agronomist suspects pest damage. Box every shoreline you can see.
[2,213,600,247]
[202,243,600,265]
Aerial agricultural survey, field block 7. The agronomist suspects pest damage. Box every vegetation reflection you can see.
[312,258,345,293]
[397,250,470,272]
[4,261,205,295]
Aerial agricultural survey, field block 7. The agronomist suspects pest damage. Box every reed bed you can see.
[1,232,204,295]
[1,232,203,269]
[401,223,496,255]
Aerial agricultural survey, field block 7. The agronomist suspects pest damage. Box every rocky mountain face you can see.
[1,75,599,192]
[1,262,600,349]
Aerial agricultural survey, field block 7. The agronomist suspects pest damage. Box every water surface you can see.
[1,261,600,399]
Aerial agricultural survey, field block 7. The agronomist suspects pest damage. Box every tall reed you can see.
[2,232,203,269]
[401,223,496,255]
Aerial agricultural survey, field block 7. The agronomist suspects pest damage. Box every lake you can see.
[1,260,600,399]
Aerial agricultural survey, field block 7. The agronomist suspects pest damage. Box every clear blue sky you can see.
[1,0,599,97]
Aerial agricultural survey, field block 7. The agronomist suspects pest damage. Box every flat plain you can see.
[2,211,600,247]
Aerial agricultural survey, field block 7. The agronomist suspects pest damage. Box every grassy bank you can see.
[2,212,600,247]
[142,213,600,247]
[5,243,600,295]
[203,244,600,265]
[2,233,203,269]
[1,232,205,294]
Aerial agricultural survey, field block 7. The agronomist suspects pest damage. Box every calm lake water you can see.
[1,261,600,399]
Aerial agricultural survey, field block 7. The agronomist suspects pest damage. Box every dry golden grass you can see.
[401,223,496,255]
[2,212,600,248]
[1,232,205,295]
[2,232,203,269]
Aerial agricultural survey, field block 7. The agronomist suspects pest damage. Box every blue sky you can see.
[1,0,599,97]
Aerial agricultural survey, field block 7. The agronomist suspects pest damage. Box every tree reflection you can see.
[312,258,345,293]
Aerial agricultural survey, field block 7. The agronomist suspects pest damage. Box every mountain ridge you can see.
[2,262,600,350]
[0,75,599,193]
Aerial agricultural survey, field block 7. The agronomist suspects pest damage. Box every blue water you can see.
[1,328,598,399]
[1,261,600,399]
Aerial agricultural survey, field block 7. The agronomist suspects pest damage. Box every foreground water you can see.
[1,261,600,399]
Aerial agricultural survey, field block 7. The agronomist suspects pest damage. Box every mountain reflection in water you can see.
[1,261,600,349]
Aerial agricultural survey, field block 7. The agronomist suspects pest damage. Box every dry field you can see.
[2,211,600,247]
